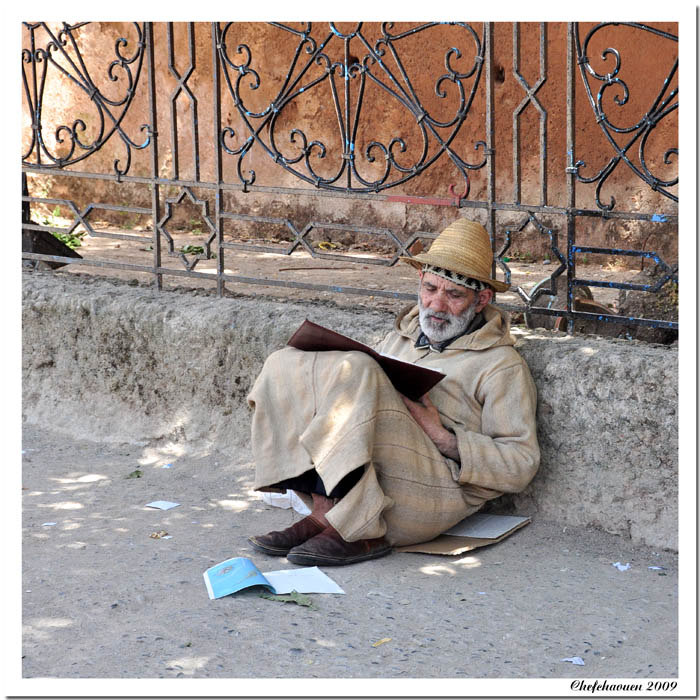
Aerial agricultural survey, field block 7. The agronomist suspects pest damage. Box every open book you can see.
[396,513,531,555]
[287,319,445,401]
[203,557,345,600]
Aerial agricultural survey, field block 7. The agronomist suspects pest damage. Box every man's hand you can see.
[400,394,460,462]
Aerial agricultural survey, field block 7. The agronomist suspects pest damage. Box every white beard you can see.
[418,297,478,344]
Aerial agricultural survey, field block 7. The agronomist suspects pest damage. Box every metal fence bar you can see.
[565,21,577,334]
[146,22,162,290]
[20,21,678,335]
[485,22,497,279]
[20,165,679,223]
[211,22,225,298]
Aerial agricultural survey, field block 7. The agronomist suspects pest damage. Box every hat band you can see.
[421,264,487,292]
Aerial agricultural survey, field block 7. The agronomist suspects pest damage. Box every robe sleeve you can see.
[453,362,540,493]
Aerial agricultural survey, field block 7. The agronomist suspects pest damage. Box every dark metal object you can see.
[21,21,679,334]
[22,173,82,269]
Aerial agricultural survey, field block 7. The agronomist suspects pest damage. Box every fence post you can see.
[485,22,497,284]
[565,21,577,334]
[211,22,225,298]
[146,21,162,290]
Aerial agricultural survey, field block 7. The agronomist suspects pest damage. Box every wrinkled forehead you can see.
[420,270,473,294]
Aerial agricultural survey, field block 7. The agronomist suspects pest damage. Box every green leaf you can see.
[259,590,316,609]
[126,469,143,479]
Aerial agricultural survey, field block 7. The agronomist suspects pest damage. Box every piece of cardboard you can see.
[396,513,531,555]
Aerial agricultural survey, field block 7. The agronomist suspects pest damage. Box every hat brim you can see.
[399,254,510,293]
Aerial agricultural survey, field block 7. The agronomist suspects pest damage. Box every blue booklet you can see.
[203,557,344,600]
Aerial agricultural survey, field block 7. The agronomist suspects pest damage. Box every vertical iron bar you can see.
[212,22,225,297]
[167,23,179,181]
[146,22,162,290]
[485,22,497,283]
[30,25,41,166]
[566,22,576,333]
[540,22,548,206]
[188,22,200,182]
[512,22,521,205]
[344,37,351,189]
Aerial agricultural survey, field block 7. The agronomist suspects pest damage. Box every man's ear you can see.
[474,287,494,312]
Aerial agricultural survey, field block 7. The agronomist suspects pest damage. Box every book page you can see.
[261,566,345,595]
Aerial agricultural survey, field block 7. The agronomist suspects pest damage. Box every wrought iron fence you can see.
[21,21,678,335]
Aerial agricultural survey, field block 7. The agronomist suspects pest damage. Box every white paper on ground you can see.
[145,500,180,510]
[612,561,631,571]
[261,566,345,594]
[260,490,312,515]
[444,513,530,539]
[562,656,585,666]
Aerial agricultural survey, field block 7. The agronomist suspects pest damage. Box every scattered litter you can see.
[149,531,169,539]
[648,566,666,571]
[41,522,57,527]
[372,638,392,647]
[612,562,631,571]
[259,590,316,608]
[162,535,173,540]
[161,464,173,469]
[562,656,585,666]
[260,490,311,515]
[126,469,143,479]
[145,501,180,510]
[478,592,486,595]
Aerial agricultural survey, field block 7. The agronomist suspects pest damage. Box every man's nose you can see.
[427,290,448,312]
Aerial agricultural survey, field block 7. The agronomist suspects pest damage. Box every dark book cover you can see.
[287,319,445,401]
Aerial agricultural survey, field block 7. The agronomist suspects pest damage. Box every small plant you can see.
[180,244,216,258]
[181,244,204,255]
[52,231,85,249]
[503,250,534,263]
[43,206,86,249]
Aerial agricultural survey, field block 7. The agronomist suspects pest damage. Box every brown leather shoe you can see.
[286,526,392,566]
[248,514,326,556]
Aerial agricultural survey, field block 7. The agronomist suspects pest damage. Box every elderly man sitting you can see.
[247,218,539,566]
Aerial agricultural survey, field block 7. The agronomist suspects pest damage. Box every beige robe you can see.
[247,303,539,547]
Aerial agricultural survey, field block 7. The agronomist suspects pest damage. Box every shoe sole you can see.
[247,536,290,557]
[286,545,392,566]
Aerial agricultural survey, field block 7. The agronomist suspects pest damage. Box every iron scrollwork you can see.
[572,22,678,211]
[22,22,149,177]
[216,22,487,194]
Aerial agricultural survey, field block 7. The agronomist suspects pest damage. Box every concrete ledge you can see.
[22,271,678,551]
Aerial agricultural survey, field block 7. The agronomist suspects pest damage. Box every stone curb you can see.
[22,271,678,551]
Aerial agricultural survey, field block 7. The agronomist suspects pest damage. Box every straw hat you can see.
[400,218,509,293]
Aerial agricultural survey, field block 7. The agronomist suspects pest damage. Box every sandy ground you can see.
[20,422,679,684]
[51,229,642,317]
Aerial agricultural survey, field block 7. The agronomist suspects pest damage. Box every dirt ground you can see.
[46,227,645,317]
[20,422,680,686]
